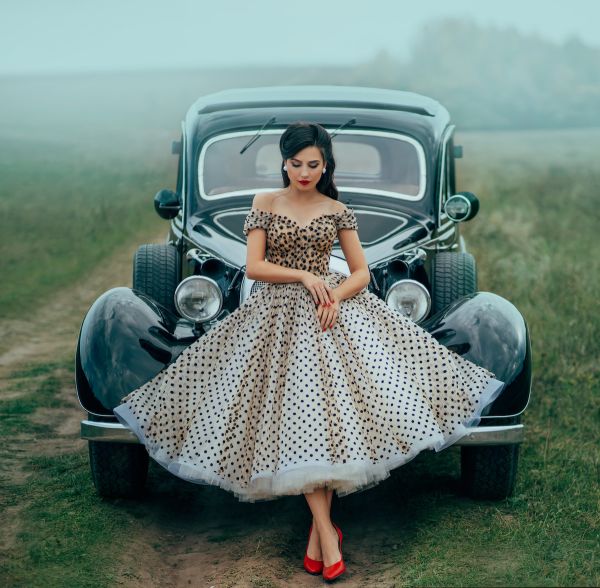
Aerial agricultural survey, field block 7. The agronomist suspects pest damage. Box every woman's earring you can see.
[322,167,327,174]
[283,165,287,171]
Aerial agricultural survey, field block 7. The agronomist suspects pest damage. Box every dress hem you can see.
[112,375,505,503]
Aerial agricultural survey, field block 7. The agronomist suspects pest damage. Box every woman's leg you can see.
[305,488,335,560]
[304,486,341,567]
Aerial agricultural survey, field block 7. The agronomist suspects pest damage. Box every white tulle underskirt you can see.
[113,374,504,503]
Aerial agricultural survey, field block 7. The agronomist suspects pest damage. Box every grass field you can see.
[0,131,174,319]
[0,127,598,587]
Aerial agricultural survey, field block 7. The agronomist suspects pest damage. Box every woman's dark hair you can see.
[279,121,338,200]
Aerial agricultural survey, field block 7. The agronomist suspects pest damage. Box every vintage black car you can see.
[76,85,532,500]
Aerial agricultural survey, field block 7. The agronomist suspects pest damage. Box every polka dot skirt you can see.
[113,206,505,503]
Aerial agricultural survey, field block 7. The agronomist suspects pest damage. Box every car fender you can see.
[421,291,532,417]
[76,288,530,419]
[75,287,197,416]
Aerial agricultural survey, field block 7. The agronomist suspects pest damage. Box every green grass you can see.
[0,361,70,437]
[0,135,170,318]
[0,128,599,586]
[0,361,135,588]
[384,453,598,586]
[4,453,131,588]
[389,129,600,587]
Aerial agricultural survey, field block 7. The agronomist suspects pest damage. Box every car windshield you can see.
[195,129,426,206]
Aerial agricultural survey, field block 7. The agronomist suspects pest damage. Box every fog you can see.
[1,1,599,143]
[1,0,598,75]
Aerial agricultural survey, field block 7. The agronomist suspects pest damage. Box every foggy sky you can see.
[1,0,598,75]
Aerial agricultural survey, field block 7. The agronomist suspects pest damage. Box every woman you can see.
[114,121,505,582]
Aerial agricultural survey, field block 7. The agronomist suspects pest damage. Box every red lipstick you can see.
[299,180,310,185]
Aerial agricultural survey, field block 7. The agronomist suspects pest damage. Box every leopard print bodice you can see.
[242,207,359,276]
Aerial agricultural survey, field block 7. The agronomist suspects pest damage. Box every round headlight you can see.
[444,194,471,221]
[385,279,431,323]
[174,276,223,322]
[444,192,480,222]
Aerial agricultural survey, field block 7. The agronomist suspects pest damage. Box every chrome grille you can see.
[250,279,268,295]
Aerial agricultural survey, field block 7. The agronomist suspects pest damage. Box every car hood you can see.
[187,200,435,269]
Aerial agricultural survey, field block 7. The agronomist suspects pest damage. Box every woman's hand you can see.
[301,271,335,307]
[316,289,340,331]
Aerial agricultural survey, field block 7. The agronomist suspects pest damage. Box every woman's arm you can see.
[246,257,308,284]
[332,220,371,302]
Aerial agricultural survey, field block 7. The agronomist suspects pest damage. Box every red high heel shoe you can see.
[303,523,323,575]
[323,523,346,582]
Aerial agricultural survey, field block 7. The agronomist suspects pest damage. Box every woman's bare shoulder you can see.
[251,192,277,212]
[331,199,349,214]
[314,193,346,214]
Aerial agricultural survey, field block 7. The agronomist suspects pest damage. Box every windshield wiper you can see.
[330,118,356,138]
[240,116,277,154]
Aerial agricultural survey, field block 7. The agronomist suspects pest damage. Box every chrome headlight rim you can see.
[174,275,223,323]
[385,278,431,323]
[444,193,472,222]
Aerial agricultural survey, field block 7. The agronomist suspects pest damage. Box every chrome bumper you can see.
[81,420,140,443]
[81,420,524,445]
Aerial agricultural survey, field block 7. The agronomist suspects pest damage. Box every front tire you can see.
[431,251,477,314]
[460,416,521,500]
[87,414,149,499]
[133,244,180,314]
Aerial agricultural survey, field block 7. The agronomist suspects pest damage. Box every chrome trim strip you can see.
[453,424,524,445]
[197,128,427,202]
[180,119,187,227]
[437,125,455,225]
[437,219,456,233]
[421,228,456,250]
[81,420,141,444]
[80,420,523,446]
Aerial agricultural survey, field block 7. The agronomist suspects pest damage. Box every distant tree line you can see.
[2,17,597,133]
[346,17,600,130]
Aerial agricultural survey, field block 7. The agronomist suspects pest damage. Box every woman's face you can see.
[284,146,324,190]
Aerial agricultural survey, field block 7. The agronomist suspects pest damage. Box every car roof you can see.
[189,85,446,117]
[184,85,452,143]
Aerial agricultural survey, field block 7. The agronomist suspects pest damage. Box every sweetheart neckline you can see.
[249,208,346,230]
